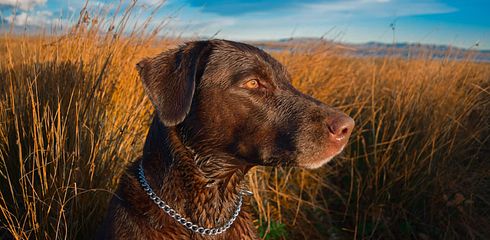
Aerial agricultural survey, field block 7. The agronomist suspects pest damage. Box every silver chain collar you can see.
[137,161,251,236]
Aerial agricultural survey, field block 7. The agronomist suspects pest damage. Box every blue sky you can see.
[1,0,489,49]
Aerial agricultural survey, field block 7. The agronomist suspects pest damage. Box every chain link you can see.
[137,161,249,235]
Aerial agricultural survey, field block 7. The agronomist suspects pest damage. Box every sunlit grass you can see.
[1,2,489,239]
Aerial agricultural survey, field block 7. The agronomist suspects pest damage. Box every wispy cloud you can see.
[171,16,235,35]
[186,0,456,18]
[4,10,68,27]
[303,0,457,17]
[0,0,46,11]
[169,0,463,42]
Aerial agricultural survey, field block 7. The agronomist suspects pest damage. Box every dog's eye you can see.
[243,79,260,89]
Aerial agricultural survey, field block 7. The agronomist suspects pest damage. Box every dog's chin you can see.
[297,144,346,169]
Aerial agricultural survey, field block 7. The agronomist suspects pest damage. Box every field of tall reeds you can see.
[1,3,489,239]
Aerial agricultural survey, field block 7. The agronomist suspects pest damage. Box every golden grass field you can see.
[1,4,489,240]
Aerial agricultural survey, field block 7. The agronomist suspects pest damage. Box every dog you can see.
[98,39,354,239]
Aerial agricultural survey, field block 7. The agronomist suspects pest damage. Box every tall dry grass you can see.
[1,3,489,239]
[256,49,490,239]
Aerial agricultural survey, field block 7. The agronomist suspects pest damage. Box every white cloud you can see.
[303,0,456,17]
[174,16,235,30]
[171,0,457,40]
[5,10,69,27]
[167,0,461,43]
[0,0,46,10]
[140,0,166,5]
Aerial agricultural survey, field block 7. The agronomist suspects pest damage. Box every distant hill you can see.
[249,38,490,63]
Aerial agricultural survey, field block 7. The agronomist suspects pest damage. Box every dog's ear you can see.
[137,41,210,126]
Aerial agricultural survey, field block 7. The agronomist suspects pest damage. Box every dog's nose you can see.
[327,115,355,141]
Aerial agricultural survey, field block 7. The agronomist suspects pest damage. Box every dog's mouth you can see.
[297,138,349,169]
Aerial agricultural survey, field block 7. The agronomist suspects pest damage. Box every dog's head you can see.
[137,40,354,169]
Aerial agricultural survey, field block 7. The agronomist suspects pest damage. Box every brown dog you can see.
[98,40,354,239]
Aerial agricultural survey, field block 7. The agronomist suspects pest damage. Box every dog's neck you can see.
[139,116,250,228]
